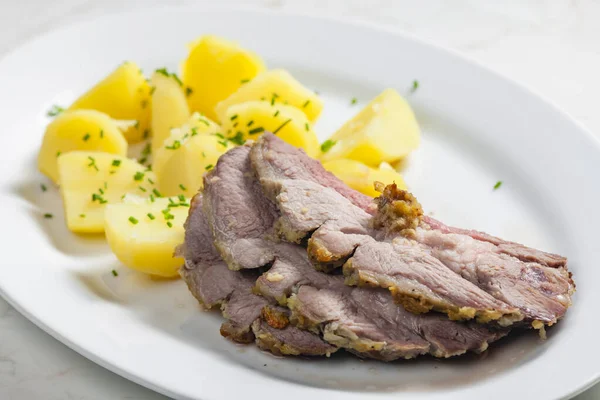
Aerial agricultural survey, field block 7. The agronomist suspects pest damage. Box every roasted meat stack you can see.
[177,133,574,360]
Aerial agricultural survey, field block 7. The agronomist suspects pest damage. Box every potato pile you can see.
[37,35,420,277]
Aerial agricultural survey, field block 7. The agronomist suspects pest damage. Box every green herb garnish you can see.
[44,213,53,219]
[411,80,419,93]
[79,214,86,218]
[165,140,181,150]
[240,79,250,84]
[128,216,139,225]
[133,171,145,181]
[494,181,502,190]
[138,186,147,192]
[249,127,265,135]
[185,87,193,97]
[205,164,214,171]
[303,100,311,108]
[273,119,292,134]
[152,188,162,198]
[147,213,155,220]
[111,269,118,277]
[167,221,173,228]
[82,133,90,141]
[87,156,99,171]
[41,183,47,192]
[230,114,238,121]
[305,123,310,131]
[273,110,280,117]
[99,130,104,138]
[47,105,65,117]
[320,139,337,153]
[112,159,121,167]
[179,184,187,191]
[350,97,358,105]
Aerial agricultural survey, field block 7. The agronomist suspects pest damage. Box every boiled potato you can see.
[150,69,190,153]
[69,61,152,143]
[182,35,265,120]
[105,196,189,277]
[220,101,319,158]
[154,114,231,197]
[320,89,420,165]
[323,159,406,197]
[57,152,157,233]
[215,69,323,123]
[38,110,128,183]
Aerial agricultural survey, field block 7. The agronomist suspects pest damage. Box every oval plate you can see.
[0,7,598,400]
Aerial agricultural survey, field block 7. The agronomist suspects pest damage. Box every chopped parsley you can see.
[43,213,53,219]
[411,80,419,93]
[41,183,47,192]
[128,216,139,225]
[493,181,503,190]
[273,119,292,134]
[82,133,90,141]
[320,139,337,153]
[111,269,118,277]
[47,105,65,117]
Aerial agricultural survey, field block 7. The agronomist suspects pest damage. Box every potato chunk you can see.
[182,35,265,120]
[322,159,406,197]
[69,61,152,143]
[105,196,188,277]
[320,89,420,165]
[215,69,323,123]
[57,152,156,233]
[153,114,231,197]
[38,110,128,183]
[220,101,319,158]
[150,70,190,152]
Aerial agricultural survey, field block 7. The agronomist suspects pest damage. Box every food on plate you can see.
[180,143,508,359]
[220,101,319,158]
[57,152,156,233]
[319,88,420,165]
[153,114,230,197]
[38,110,128,183]
[182,35,265,120]
[322,159,406,196]
[105,196,188,277]
[214,69,323,123]
[150,69,190,152]
[69,61,152,143]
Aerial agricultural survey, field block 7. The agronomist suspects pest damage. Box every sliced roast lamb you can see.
[199,144,507,360]
[179,193,336,356]
[250,133,574,327]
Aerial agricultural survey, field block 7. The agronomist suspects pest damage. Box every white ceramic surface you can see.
[0,6,598,400]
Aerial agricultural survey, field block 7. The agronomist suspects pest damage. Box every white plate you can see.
[0,7,598,400]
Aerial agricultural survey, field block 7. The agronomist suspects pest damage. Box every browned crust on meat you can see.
[251,320,336,357]
[261,305,290,329]
[343,260,522,326]
[307,237,345,272]
[220,322,255,344]
[372,183,423,236]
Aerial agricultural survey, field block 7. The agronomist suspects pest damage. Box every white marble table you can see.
[1,1,598,399]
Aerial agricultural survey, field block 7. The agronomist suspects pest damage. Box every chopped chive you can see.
[141,143,151,156]
[272,119,292,134]
[179,202,190,207]
[139,157,148,165]
[149,86,156,95]
[247,120,254,127]
[41,183,47,192]
[82,133,90,141]
[494,181,503,190]
[205,164,214,171]
[147,213,156,220]
[167,221,173,228]
[134,120,140,129]
[233,122,238,128]
[229,131,245,145]
[320,139,337,153]
[411,80,419,93]
[201,152,206,158]
[111,269,118,277]
[143,129,150,139]
[249,126,265,135]
[197,118,209,126]
[98,188,104,195]
[215,133,225,139]
[179,184,187,191]
[168,197,175,204]
[165,140,181,150]
[138,186,147,192]
[218,140,228,147]
[273,110,280,117]
[305,122,310,131]
[128,216,139,225]
[56,151,62,158]
[112,159,121,167]
[302,99,311,108]
[87,156,99,171]
[230,114,238,121]
[47,105,65,117]
[167,203,179,208]
[155,67,183,86]
[191,127,199,136]
[147,178,154,184]
[152,188,162,197]
[185,87,193,97]
[99,129,104,138]
[240,79,250,84]
[133,171,145,181]
[149,194,155,202]
[44,213,53,219]
[350,97,358,105]
[177,194,185,202]
[79,214,86,218]
[271,97,276,106]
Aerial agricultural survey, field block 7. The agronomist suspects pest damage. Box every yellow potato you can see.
[153,114,231,197]
[215,69,323,123]
[38,110,128,183]
[57,152,157,233]
[320,89,420,165]
[105,196,189,277]
[69,61,152,143]
[150,70,190,153]
[182,35,265,121]
[220,101,319,158]
[322,159,406,197]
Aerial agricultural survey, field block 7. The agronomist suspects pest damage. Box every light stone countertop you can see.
[0,1,598,399]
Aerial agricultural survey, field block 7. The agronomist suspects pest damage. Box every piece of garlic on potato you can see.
[57,152,156,233]
[320,88,420,165]
[38,110,128,183]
